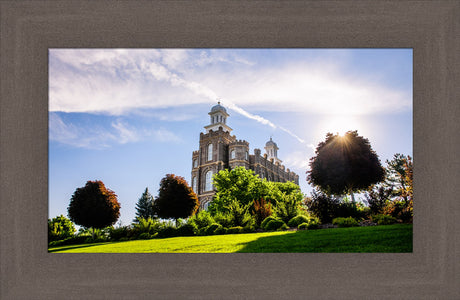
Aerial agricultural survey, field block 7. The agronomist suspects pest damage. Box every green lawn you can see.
[49,224,412,253]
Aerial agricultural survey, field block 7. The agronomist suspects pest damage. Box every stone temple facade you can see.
[191,102,299,209]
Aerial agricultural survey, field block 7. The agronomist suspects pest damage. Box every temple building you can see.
[191,102,299,209]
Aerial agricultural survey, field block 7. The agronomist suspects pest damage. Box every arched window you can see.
[245,151,249,160]
[207,143,213,161]
[193,159,198,168]
[230,149,235,159]
[205,170,213,191]
[192,176,197,192]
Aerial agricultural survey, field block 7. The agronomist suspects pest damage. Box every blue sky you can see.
[49,48,413,226]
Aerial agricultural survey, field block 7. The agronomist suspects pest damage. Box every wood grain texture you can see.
[1,1,459,299]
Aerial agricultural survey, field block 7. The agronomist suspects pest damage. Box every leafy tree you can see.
[48,215,76,242]
[385,153,412,202]
[68,180,121,236]
[154,174,199,225]
[210,167,302,214]
[134,187,155,222]
[307,131,385,201]
[210,167,264,213]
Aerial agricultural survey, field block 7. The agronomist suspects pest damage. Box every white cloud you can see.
[282,150,311,170]
[50,49,411,117]
[49,113,181,149]
[49,49,411,148]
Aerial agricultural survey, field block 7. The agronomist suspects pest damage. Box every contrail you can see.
[148,62,309,146]
[221,99,308,146]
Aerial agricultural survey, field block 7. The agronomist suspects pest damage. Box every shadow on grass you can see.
[236,224,413,253]
[48,242,110,253]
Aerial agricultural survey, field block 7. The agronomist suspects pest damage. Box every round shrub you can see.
[261,216,280,230]
[177,223,197,236]
[287,215,310,228]
[227,226,244,234]
[332,217,359,227]
[265,219,286,231]
[279,223,289,231]
[298,222,309,230]
[371,214,397,225]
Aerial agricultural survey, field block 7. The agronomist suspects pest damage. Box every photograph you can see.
[48,48,413,253]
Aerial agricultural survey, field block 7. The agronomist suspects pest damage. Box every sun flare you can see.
[316,115,362,139]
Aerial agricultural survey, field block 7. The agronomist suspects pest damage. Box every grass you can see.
[49,224,412,253]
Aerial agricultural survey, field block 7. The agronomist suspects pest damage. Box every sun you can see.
[316,115,362,139]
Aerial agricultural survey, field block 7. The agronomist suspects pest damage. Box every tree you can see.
[134,187,155,222]
[154,174,199,225]
[68,180,121,235]
[385,153,413,203]
[48,215,76,242]
[210,167,265,213]
[307,131,385,201]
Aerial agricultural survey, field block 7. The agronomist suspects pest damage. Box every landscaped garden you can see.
[48,132,413,253]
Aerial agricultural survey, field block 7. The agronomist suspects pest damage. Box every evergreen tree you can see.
[134,187,155,222]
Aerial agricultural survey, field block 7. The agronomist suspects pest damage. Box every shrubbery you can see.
[297,223,309,230]
[261,216,279,230]
[287,215,310,228]
[371,214,397,225]
[177,223,197,236]
[131,217,162,237]
[157,226,178,238]
[227,226,244,234]
[203,223,223,235]
[264,219,286,231]
[48,235,89,247]
[332,217,359,227]
[273,194,302,224]
[109,226,130,241]
[48,215,76,242]
[252,198,272,227]
[188,210,215,229]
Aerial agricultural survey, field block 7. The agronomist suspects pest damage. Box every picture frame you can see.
[1,1,458,298]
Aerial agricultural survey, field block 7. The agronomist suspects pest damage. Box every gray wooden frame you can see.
[1,1,459,298]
